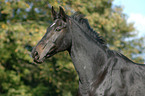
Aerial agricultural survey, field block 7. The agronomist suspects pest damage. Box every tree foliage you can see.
[0,0,144,96]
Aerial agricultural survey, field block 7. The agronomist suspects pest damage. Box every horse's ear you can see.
[51,6,57,20]
[59,6,67,22]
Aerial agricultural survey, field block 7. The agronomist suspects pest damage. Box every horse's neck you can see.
[69,23,108,90]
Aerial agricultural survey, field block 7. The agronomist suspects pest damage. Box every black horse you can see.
[32,6,145,96]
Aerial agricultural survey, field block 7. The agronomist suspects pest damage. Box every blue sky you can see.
[113,0,145,37]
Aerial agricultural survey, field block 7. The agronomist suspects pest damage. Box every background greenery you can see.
[0,0,145,96]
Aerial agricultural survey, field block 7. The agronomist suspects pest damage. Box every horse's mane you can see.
[71,12,106,46]
[71,13,135,63]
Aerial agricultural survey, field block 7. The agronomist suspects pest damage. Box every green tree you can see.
[0,0,144,96]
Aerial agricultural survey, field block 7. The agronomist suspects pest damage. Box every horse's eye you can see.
[55,28,61,32]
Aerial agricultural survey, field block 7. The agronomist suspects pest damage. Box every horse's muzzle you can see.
[32,51,44,63]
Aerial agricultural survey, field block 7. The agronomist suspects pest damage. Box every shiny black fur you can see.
[32,6,145,96]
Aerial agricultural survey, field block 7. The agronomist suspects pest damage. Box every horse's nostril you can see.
[33,51,39,60]
[35,55,39,60]
[34,51,38,56]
